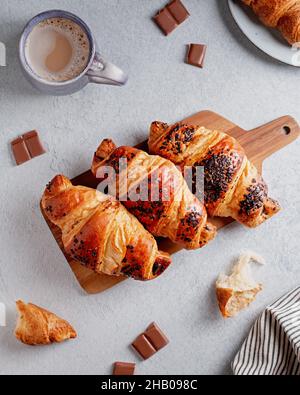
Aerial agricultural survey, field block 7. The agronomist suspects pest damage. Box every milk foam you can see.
[25,18,90,82]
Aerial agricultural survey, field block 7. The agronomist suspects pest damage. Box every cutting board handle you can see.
[238,115,300,163]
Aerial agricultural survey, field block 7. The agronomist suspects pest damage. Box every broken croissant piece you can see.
[15,300,77,345]
[216,253,265,318]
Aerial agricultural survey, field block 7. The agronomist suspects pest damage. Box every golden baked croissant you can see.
[242,0,300,45]
[41,175,171,281]
[149,122,280,228]
[15,300,77,345]
[92,140,217,250]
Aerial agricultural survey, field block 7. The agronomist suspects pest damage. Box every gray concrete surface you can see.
[0,0,299,375]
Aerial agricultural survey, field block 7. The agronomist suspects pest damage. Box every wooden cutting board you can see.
[41,111,300,294]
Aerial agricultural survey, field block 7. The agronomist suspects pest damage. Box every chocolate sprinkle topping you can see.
[239,182,267,216]
[177,209,202,244]
[199,152,242,204]
[46,182,52,192]
[160,124,196,153]
[185,211,201,229]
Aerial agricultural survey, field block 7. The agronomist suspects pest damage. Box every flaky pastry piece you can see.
[15,300,77,345]
[216,253,265,318]
[149,122,280,228]
[41,175,171,281]
[92,140,216,250]
[242,0,300,45]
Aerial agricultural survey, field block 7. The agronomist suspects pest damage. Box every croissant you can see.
[92,140,217,250]
[41,175,171,281]
[15,300,77,345]
[148,122,280,228]
[242,0,300,45]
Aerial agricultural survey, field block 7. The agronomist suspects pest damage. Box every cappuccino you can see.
[25,18,90,82]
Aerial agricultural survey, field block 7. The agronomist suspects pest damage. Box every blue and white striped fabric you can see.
[232,287,300,375]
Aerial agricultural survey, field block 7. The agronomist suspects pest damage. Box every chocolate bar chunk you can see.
[132,334,157,360]
[144,322,169,351]
[11,130,46,166]
[186,44,207,68]
[113,362,135,376]
[167,0,190,24]
[153,8,178,36]
[23,131,46,158]
[11,137,31,165]
[153,0,190,36]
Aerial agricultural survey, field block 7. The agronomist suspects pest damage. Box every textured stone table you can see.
[0,0,299,375]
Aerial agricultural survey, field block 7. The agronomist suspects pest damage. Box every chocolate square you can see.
[113,362,135,376]
[186,44,207,68]
[11,137,31,166]
[167,0,190,24]
[144,322,169,351]
[23,130,46,158]
[153,8,178,36]
[132,334,157,360]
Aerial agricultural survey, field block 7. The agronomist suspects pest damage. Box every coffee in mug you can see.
[24,17,90,82]
[20,10,128,95]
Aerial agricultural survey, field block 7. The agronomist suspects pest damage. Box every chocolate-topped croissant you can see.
[149,122,280,228]
[42,175,171,281]
[92,140,217,250]
[242,0,300,45]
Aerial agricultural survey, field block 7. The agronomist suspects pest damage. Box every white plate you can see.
[228,0,300,67]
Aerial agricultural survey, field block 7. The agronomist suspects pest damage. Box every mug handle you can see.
[87,52,128,86]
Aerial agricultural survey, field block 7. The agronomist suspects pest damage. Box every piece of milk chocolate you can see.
[167,0,190,24]
[186,44,207,68]
[11,137,31,165]
[153,0,190,36]
[113,362,136,376]
[23,130,46,158]
[153,8,178,36]
[144,322,169,351]
[132,334,157,360]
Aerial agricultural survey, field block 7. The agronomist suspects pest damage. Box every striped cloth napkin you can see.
[232,287,300,375]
